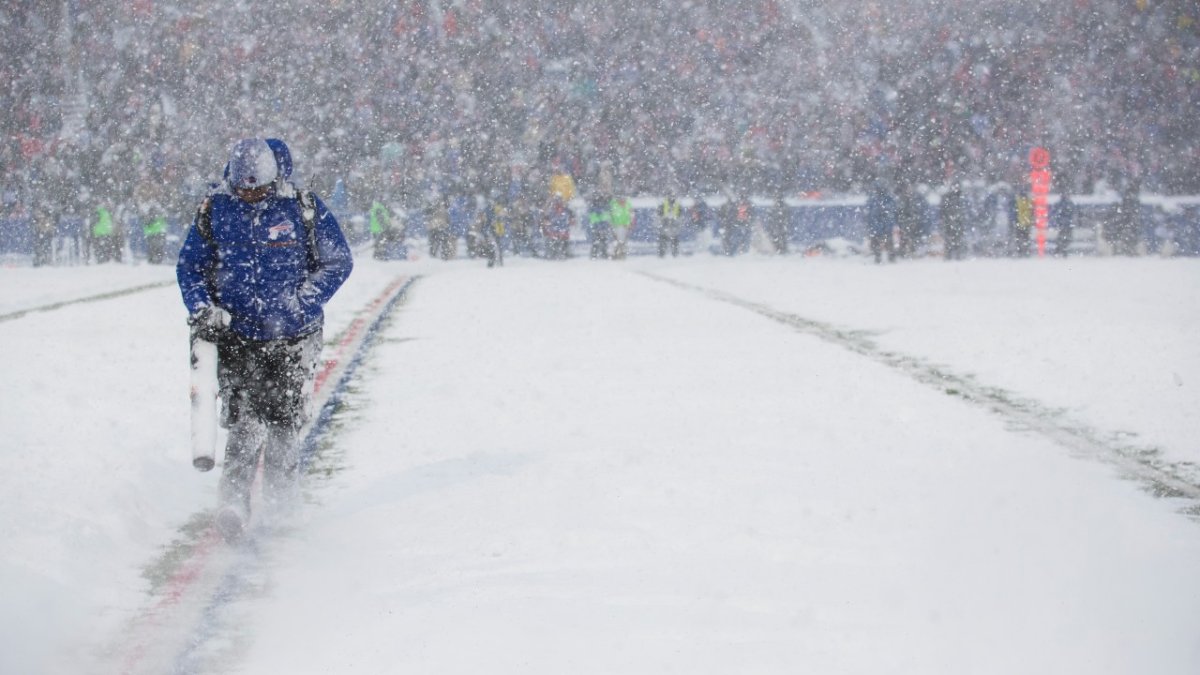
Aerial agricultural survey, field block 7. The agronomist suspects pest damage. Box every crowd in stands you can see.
[2,0,1198,261]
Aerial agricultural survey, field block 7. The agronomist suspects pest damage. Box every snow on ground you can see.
[0,257,401,674]
[1,251,1199,674]
[652,256,1200,460]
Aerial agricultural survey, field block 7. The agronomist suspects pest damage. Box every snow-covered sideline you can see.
[1,252,1199,674]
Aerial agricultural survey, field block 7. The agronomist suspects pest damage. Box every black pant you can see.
[217,329,322,514]
[658,234,680,257]
[870,230,894,262]
[145,233,166,264]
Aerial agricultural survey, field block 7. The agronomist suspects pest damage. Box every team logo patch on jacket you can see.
[267,221,297,241]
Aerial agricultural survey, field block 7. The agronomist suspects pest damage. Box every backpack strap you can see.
[195,197,214,244]
[297,190,319,270]
[193,197,219,304]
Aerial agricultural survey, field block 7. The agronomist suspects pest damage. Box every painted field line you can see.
[115,275,416,675]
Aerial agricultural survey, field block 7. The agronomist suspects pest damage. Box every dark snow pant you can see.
[487,238,503,268]
[33,229,54,267]
[944,227,967,260]
[217,329,323,515]
[1055,227,1073,257]
[589,228,610,259]
[869,230,894,263]
[658,234,681,257]
[145,233,166,264]
[430,229,454,259]
[92,235,119,263]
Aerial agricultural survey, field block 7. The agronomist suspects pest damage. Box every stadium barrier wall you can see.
[4,193,1199,259]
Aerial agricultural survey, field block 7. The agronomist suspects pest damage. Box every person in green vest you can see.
[609,196,633,260]
[143,215,168,264]
[92,205,119,263]
[369,200,392,259]
[369,200,390,237]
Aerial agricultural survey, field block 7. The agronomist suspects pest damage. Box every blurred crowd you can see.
[2,0,1198,258]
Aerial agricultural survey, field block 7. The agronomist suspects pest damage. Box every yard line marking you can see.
[644,272,1200,507]
[0,280,175,323]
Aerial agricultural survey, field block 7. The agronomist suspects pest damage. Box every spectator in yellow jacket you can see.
[548,158,576,204]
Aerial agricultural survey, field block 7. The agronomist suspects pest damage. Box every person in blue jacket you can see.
[177,138,353,540]
[866,180,897,263]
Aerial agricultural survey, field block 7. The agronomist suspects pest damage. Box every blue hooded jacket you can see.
[177,139,353,341]
[266,138,293,181]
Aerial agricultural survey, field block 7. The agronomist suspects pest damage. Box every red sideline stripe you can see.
[313,277,408,395]
[119,529,221,674]
[118,276,410,675]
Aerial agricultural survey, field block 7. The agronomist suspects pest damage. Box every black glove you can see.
[188,306,231,343]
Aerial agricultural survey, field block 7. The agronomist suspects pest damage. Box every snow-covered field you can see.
[2,250,1199,674]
